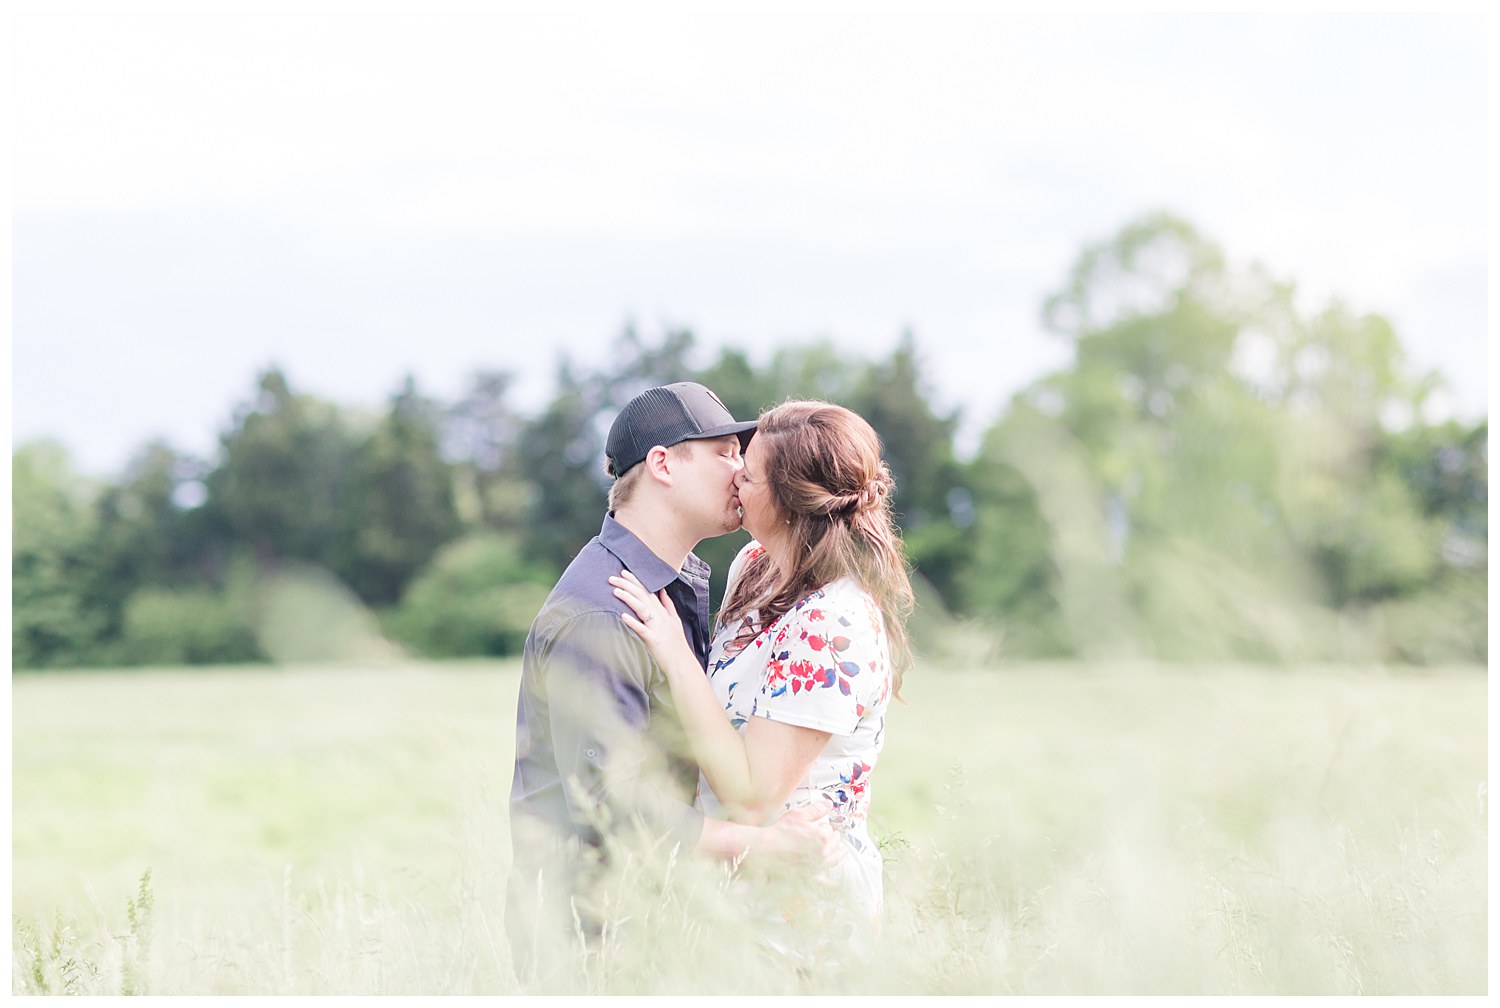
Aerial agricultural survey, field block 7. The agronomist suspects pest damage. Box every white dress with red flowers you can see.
[696,541,894,938]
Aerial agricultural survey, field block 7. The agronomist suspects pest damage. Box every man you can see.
[506,381,836,984]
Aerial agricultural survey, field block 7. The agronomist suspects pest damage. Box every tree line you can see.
[12,213,1486,670]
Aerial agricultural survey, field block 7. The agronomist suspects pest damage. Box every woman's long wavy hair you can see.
[719,400,915,695]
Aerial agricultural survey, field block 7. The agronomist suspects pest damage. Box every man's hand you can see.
[760,803,847,870]
[695,805,848,872]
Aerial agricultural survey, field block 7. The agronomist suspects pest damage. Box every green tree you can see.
[975,211,1472,661]
[604,324,699,403]
[517,359,612,574]
[333,376,462,605]
[203,368,360,569]
[955,422,1070,656]
[85,442,217,635]
[848,332,967,611]
[1376,417,1487,565]
[12,442,108,668]
[386,532,554,658]
[443,370,531,532]
[1362,417,1487,663]
[968,400,1142,659]
[114,586,261,666]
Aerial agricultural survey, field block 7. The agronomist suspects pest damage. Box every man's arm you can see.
[543,610,705,850]
[542,610,841,868]
[696,804,846,867]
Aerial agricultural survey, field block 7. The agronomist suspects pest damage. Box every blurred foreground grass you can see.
[11,660,1486,994]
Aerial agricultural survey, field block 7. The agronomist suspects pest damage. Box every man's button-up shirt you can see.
[509,513,714,857]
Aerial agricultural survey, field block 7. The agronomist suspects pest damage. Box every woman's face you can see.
[734,438,782,544]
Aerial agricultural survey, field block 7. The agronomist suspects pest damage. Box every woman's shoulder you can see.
[766,579,891,703]
[722,541,768,605]
[781,577,880,632]
[735,539,768,565]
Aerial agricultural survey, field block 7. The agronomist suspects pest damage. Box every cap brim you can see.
[685,419,758,449]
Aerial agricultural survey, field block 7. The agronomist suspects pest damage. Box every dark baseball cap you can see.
[605,382,757,477]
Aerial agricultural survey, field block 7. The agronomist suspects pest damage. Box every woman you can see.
[609,399,914,948]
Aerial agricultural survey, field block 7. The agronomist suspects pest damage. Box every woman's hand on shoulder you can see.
[610,570,695,667]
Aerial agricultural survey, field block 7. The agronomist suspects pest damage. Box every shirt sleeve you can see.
[541,610,704,851]
[752,594,880,736]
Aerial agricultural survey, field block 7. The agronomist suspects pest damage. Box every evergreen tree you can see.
[516,359,611,573]
[203,368,360,570]
[333,375,463,605]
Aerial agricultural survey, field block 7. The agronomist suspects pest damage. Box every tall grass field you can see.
[11,660,1486,995]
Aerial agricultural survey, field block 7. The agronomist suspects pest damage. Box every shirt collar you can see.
[600,512,689,594]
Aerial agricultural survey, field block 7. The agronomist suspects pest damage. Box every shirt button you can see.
[585,748,598,760]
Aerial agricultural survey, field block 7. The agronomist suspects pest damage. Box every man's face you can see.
[674,435,746,538]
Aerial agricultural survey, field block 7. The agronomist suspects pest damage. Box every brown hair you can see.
[719,400,915,693]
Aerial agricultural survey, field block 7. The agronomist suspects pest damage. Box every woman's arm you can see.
[610,571,831,825]
[695,804,844,865]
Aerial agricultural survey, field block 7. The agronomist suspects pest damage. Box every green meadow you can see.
[11,661,1487,995]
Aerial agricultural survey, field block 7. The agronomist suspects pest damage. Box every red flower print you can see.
[765,659,786,694]
[785,658,820,694]
[840,762,872,798]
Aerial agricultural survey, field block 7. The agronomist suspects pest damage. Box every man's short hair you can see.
[606,440,694,511]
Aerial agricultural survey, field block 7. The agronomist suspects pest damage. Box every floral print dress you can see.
[696,541,894,935]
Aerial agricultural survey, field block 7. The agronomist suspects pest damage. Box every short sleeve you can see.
[752,590,882,735]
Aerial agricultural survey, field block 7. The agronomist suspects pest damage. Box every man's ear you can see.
[642,444,674,486]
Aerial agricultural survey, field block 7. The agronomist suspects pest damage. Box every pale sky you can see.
[11,3,1490,476]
